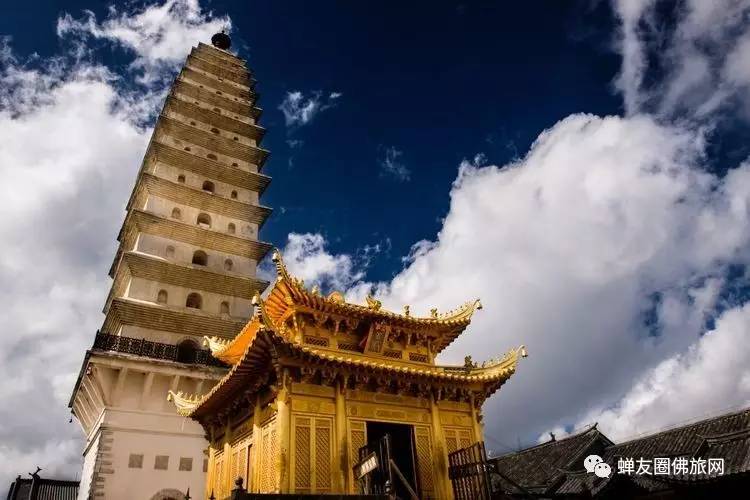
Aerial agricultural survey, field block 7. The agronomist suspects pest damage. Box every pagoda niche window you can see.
[227,223,236,234]
[157,290,168,304]
[230,190,238,199]
[224,259,233,271]
[197,213,211,228]
[202,181,215,193]
[165,245,175,258]
[185,293,202,309]
[192,250,208,266]
[177,174,185,184]
[220,301,230,315]
[171,207,182,220]
[210,127,220,134]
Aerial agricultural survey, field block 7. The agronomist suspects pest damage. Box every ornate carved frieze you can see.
[346,401,431,424]
[291,398,335,415]
[290,382,335,399]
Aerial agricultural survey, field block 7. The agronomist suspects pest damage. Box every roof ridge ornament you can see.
[271,249,290,282]
[167,390,202,416]
[365,295,382,311]
[252,290,277,331]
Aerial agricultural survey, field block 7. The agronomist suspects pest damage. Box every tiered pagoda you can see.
[169,251,527,499]
[69,33,272,499]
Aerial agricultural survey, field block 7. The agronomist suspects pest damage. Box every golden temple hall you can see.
[169,251,526,499]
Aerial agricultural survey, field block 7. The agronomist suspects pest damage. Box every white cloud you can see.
[613,0,750,119]
[279,112,750,451]
[278,90,341,127]
[379,146,411,182]
[271,233,365,292]
[0,0,229,484]
[57,0,229,84]
[575,301,750,441]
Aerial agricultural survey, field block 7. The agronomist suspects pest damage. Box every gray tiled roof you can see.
[491,407,750,497]
[6,477,79,500]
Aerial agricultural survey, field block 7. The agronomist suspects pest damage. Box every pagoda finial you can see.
[211,30,231,50]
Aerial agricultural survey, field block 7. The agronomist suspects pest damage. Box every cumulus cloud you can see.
[379,146,411,182]
[278,90,341,127]
[0,0,228,484]
[278,111,750,452]
[576,302,750,441]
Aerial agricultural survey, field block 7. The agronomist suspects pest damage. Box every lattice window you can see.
[230,449,239,486]
[415,427,435,496]
[349,420,366,480]
[383,349,402,359]
[314,419,332,490]
[459,429,473,450]
[238,446,248,483]
[293,415,333,493]
[294,418,312,490]
[259,418,277,493]
[409,352,429,363]
[179,457,193,471]
[154,455,169,470]
[445,429,459,454]
[128,454,143,469]
[303,336,329,347]
[261,426,271,492]
[337,342,362,352]
[214,451,224,499]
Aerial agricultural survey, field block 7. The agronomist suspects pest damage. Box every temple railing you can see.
[92,332,227,368]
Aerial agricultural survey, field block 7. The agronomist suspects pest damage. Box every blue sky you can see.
[0,0,626,280]
[2,0,750,482]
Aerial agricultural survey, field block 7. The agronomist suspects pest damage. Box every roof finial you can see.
[211,30,231,50]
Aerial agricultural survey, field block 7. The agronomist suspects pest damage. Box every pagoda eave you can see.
[147,141,271,194]
[180,66,253,101]
[165,96,264,141]
[187,54,249,86]
[173,79,255,116]
[109,209,272,277]
[156,115,268,166]
[196,42,247,66]
[104,251,268,314]
[190,47,248,75]
[128,172,273,225]
[103,297,246,339]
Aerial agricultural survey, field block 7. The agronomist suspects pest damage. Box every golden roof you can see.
[266,250,482,352]
[171,325,525,418]
[167,250,527,419]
